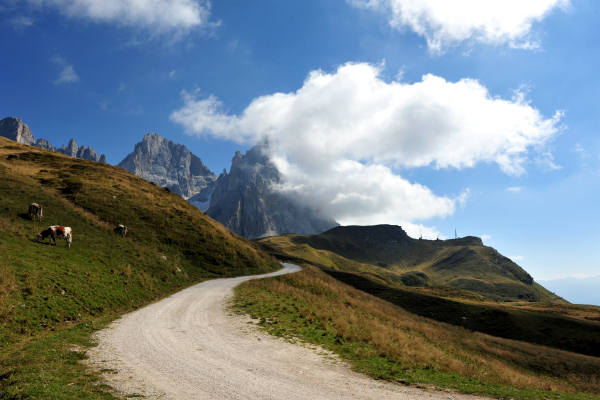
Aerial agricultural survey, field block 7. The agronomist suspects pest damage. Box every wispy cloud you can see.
[349,0,570,53]
[506,186,522,193]
[11,15,34,29]
[22,0,217,36]
[52,56,79,84]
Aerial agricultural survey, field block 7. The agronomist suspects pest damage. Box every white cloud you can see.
[350,0,569,53]
[510,255,524,262]
[506,186,522,193]
[169,70,176,79]
[24,0,214,35]
[171,62,560,228]
[52,56,79,84]
[481,234,491,243]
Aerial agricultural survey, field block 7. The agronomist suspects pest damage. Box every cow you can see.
[37,226,72,248]
[114,224,128,237]
[28,203,43,221]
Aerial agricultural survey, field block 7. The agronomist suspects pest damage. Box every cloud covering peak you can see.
[171,62,561,235]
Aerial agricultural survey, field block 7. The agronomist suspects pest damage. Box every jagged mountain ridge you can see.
[206,144,338,239]
[118,133,217,208]
[0,117,106,163]
[117,134,338,238]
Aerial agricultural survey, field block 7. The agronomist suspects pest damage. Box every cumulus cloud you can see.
[171,62,560,230]
[24,0,214,34]
[350,0,569,53]
[52,56,79,84]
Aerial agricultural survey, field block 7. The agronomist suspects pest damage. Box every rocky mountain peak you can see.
[118,133,217,207]
[0,117,35,145]
[60,138,79,157]
[35,138,55,151]
[206,143,337,239]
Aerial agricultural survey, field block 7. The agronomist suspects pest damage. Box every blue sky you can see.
[1,0,599,302]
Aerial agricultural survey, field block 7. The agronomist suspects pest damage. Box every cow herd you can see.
[28,202,127,248]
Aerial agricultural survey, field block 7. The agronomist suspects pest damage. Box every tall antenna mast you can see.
[454,228,457,239]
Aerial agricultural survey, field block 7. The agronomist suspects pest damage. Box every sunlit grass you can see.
[233,267,600,399]
[0,137,278,398]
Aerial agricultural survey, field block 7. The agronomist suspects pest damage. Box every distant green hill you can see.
[0,137,278,398]
[289,224,560,302]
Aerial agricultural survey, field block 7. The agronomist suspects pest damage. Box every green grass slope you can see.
[0,137,278,398]
[290,224,561,302]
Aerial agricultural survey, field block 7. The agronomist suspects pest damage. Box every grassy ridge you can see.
[0,138,278,398]
[233,267,600,399]
[287,225,561,302]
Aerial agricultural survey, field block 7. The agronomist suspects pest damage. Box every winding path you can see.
[87,263,486,399]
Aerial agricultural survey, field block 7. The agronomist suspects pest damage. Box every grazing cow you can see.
[114,224,127,237]
[28,203,43,221]
[37,226,72,248]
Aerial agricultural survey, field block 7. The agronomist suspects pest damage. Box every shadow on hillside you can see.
[30,239,52,246]
[17,213,31,221]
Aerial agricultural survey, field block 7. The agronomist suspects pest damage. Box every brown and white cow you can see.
[114,224,127,237]
[28,203,43,221]
[37,226,73,248]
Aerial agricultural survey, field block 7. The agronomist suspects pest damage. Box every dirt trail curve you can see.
[88,263,488,400]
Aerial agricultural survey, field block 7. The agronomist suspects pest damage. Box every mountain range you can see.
[1,116,335,238]
[117,133,337,238]
[0,117,106,163]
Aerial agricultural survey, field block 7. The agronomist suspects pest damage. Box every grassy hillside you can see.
[258,234,600,356]
[325,269,600,357]
[0,137,278,398]
[233,267,600,400]
[271,225,561,302]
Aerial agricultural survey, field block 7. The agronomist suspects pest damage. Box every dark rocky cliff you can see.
[206,144,338,239]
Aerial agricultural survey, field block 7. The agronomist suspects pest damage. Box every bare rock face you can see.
[118,133,217,206]
[58,138,79,158]
[55,138,106,163]
[206,144,338,239]
[34,138,55,151]
[0,117,35,145]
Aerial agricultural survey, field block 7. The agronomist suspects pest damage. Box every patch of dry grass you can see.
[234,267,600,398]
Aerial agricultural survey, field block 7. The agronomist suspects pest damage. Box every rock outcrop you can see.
[57,139,105,163]
[206,144,338,239]
[118,133,217,207]
[0,117,35,145]
[34,138,55,151]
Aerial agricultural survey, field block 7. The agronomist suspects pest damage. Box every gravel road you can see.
[87,263,488,399]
